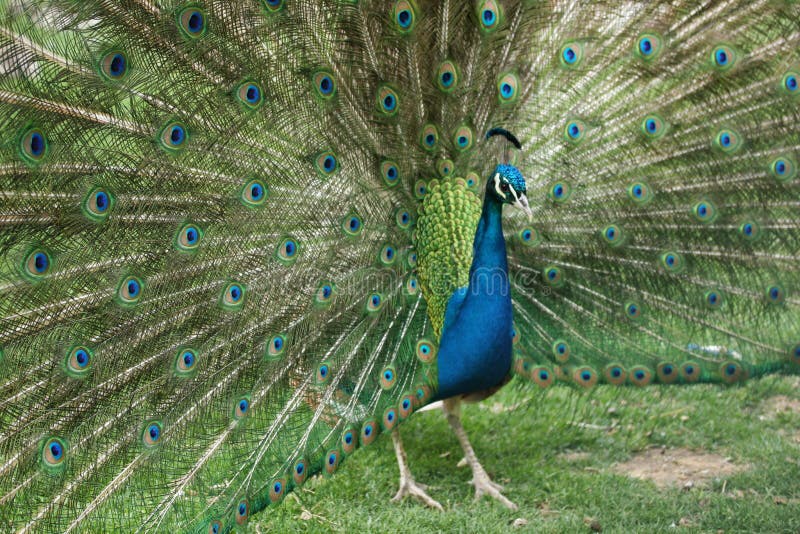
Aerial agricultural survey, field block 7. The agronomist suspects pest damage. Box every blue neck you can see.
[435,188,513,400]
[471,190,508,278]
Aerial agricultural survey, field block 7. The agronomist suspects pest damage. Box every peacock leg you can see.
[443,398,518,510]
[390,428,444,510]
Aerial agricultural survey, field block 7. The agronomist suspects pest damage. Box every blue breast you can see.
[435,192,513,400]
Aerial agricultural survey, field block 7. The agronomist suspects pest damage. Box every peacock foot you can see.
[467,461,517,510]
[390,428,444,510]
[391,474,444,511]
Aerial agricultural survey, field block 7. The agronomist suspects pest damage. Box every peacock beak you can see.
[513,193,532,222]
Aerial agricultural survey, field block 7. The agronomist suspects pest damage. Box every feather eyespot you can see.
[529,367,553,388]
[84,188,114,221]
[465,171,480,190]
[635,33,663,60]
[414,384,432,405]
[176,223,203,252]
[711,44,736,70]
[641,114,666,139]
[266,334,287,359]
[415,339,437,363]
[159,121,188,152]
[65,346,93,377]
[41,437,67,469]
[627,181,653,204]
[293,458,308,485]
[236,499,249,525]
[714,128,742,153]
[497,72,518,103]
[405,274,419,296]
[261,0,284,12]
[315,151,339,177]
[360,419,379,446]
[720,361,744,384]
[437,60,459,92]
[789,344,800,366]
[560,41,583,67]
[413,181,427,200]
[656,362,679,384]
[268,478,286,503]
[565,120,586,142]
[603,364,627,385]
[315,281,335,305]
[174,348,197,376]
[19,127,48,164]
[549,182,571,202]
[393,1,416,32]
[342,214,363,236]
[552,339,570,362]
[100,50,128,80]
[325,450,339,474]
[233,397,250,419]
[366,292,384,313]
[419,124,439,151]
[692,199,717,223]
[405,249,417,268]
[453,125,474,151]
[518,227,540,246]
[117,276,143,306]
[380,366,396,390]
[738,220,761,241]
[681,362,701,383]
[221,282,245,310]
[703,289,724,310]
[478,0,502,32]
[765,284,785,305]
[395,208,412,229]
[23,248,52,280]
[381,160,400,186]
[316,362,332,384]
[543,265,564,287]
[782,70,799,95]
[142,421,162,448]
[241,179,267,207]
[341,427,358,454]
[382,407,398,431]
[276,237,299,265]
[236,81,263,109]
[398,394,415,418]
[436,159,454,177]
[208,520,223,534]
[629,366,652,386]
[178,8,206,38]
[312,70,336,100]
[573,367,598,388]
[377,85,400,116]
[659,251,684,273]
[624,301,642,320]
[379,244,396,266]
[601,224,624,246]
[770,156,797,182]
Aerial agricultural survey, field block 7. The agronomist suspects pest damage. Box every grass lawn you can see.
[250,376,800,533]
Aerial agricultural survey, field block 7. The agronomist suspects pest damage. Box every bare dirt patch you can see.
[613,447,747,489]
[760,395,800,420]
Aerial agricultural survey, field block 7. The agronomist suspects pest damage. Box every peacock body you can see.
[0,0,799,531]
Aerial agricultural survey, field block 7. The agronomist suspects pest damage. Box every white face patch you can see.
[492,173,503,198]
[493,172,519,203]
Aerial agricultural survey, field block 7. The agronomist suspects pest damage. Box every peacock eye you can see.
[500,182,510,192]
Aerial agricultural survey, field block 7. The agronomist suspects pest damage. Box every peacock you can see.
[1,0,799,531]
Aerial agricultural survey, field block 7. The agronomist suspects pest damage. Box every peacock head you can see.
[490,163,532,221]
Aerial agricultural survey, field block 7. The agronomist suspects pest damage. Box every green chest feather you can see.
[414,179,482,338]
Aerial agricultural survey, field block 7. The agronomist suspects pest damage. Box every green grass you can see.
[250,376,800,533]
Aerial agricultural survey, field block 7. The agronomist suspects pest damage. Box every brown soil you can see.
[613,447,747,489]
